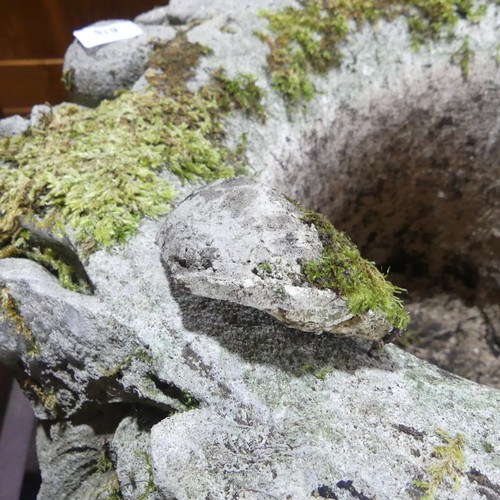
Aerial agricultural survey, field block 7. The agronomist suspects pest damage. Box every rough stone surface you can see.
[404,295,500,388]
[2,223,498,500]
[1,0,500,498]
[36,421,109,499]
[157,0,230,25]
[134,6,170,26]
[0,114,28,137]
[29,104,52,128]
[36,407,162,499]
[109,415,159,499]
[159,177,392,340]
[0,259,183,420]
[63,20,176,106]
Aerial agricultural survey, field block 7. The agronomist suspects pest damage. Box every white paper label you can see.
[73,21,143,49]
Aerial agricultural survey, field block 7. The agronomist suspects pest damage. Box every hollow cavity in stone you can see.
[274,72,500,387]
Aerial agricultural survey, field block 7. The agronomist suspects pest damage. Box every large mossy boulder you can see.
[1,0,500,498]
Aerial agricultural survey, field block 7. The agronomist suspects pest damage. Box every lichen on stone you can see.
[257,0,491,103]
[300,210,410,330]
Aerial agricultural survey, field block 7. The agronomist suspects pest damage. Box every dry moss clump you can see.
[147,32,213,93]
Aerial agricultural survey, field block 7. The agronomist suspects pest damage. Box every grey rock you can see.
[175,0,500,389]
[63,20,176,106]
[158,178,391,340]
[29,104,52,127]
[2,221,500,499]
[111,416,158,499]
[161,0,292,26]
[0,114,28,137]
[134,6,170,26]
[36,421,109,499]
[151,368,500,499]
[160,0,220,25]
[0,258,183,420]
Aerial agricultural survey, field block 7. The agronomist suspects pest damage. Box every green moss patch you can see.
[0,36,265,287]
[258,0,491,103]
[300,210,410,330]
[208,69,266,121]
[148,34,265,119]
[414,428,467,500]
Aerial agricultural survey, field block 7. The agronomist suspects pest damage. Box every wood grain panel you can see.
[0,60,67,116]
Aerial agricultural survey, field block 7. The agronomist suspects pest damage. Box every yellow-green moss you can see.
[300,210,409,330]
[23,378,59,413]
[452,36,475,79]
[0,91,231,256]
[258,261,273,274]
[96,444,123,500]
[0,287,40,356]
[258,0,491,103]
[99,473,122,500]
[208,69,266,121]
[0,36,265,279]
[296,362,332,379]
[181,389,200,411]
[0,227,93,293]
[98,349,154,377]
[97,447,114,474]
[135,451,160,500]
[414,428,467,500]
[256,0,347,102]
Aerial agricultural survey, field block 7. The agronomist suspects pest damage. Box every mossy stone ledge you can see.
[159,178,408,342]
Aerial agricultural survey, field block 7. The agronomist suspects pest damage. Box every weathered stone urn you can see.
[1,1,499,498]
